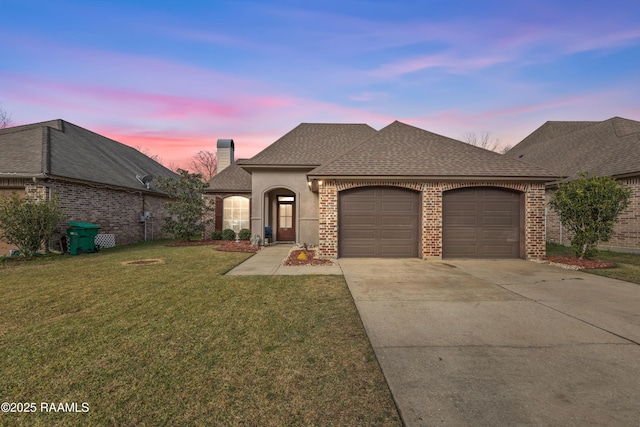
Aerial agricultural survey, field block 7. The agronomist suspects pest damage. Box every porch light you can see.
[308,179,320,192]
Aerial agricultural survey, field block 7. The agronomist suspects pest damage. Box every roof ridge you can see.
[0,118,64,136]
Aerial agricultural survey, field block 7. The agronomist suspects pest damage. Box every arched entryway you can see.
[264,188,296,243]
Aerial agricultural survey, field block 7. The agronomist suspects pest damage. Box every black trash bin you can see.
[67,222,101,255]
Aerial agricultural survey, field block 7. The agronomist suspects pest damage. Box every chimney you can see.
[216,139,234,172]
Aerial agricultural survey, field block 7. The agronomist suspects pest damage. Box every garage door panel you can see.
[341,229,376,239]
[445,244,478,257]
[380,215,416,227]
[446,228,478,240]
[483,202,516,212]
[340,186,419,258]
[482,215,518,226]
[380,229,414,240]
[445,201,476,212]
[381,201,416,213]
[447,216,479,226]
[443,187,521,259]
[381,245,417,257]
[482,245,519,257]
[343,200,376,211]
[341,244,376,257]
[342,215,376,226]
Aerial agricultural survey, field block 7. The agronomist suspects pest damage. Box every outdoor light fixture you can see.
[308,179,321,192]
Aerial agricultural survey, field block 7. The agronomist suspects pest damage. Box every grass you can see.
[547,242,640,284]
[0,242,400,426]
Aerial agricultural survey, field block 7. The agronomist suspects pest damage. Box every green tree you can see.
[549,173,632,259]
[0,193,66,256]
[156,169,212,241]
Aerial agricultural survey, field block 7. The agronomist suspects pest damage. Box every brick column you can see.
[318,181,338,258]
[525,183,546,259]
[422,183,443,259]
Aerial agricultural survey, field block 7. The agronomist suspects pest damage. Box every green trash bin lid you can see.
[67,221,101,229]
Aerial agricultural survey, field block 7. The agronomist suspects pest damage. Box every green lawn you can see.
[0,242,401,426]
[547,243,640,284]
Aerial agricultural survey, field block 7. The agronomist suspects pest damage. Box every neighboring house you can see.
[210,120,557,259]
[505,116,640,252]
[0,119,178,255]
[205,139,252,236]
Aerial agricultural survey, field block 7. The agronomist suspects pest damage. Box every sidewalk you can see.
[225,244,343,275]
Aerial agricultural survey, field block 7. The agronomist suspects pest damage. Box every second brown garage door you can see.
[339,186,419,258]
[442,187,521,258]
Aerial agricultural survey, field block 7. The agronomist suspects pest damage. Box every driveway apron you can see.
[339,258,640,427]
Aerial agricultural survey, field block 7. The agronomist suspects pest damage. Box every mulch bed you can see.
[544,256,616,270]
[282,249,335,266]
[167,240,261,253]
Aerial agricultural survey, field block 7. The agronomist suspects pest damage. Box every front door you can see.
[277,196,295,241]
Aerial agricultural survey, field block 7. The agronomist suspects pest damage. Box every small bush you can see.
[238,228,251,241]
[222,229,236,240]
[211,230,223,240]
[0,193,66,256]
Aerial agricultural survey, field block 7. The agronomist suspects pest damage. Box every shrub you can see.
[211,230,223,240]
[0,193,66,256]
[549,173,632,259]
[222,229,236,240]
[155,170,212,242]
[238,228,251,241]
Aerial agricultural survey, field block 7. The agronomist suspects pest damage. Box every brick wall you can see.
[318,180,547,260]
[42,180,171,245]
[547,178,640,252]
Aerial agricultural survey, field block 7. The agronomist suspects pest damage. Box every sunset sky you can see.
[2,0,639,168]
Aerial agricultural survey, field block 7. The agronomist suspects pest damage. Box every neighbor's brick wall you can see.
[318,180,547,260]
[546,178,640,252]
[41,180,171,246]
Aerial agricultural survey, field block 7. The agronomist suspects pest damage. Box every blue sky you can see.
[2,0,639,167]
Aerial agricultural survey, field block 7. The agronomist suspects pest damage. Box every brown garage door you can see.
[443,187,521,259]
[339,186,419,258]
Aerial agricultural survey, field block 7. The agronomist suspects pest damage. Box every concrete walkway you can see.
[225,244,343,275]
[340,258,640,426]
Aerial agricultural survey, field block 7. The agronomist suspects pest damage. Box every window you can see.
[223,196,249,232]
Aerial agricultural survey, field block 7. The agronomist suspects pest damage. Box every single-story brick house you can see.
[209,120,557,259]
[505,116,640,253]
[0,119,178,255]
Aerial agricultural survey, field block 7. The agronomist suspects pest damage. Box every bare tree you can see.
[0,103,13,129]
[134,145,164,164]
[188,150,217,182]
[462,131,502,152]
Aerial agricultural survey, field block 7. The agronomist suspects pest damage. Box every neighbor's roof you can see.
[505,117,640,179]
[207,161,251,192]
[0,119,177,191]
[239,123,377,167]
[309,121,558,179]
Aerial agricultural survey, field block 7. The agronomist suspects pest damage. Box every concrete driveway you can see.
[339,258,640,426]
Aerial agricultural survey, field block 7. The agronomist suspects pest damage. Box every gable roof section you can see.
[505,117,640,179]
[239,123,377,168]
[309,121,558,179]
[0,119,177,191]
[207,161,251,192]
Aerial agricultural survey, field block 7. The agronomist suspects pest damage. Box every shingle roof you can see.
[309,121,558,179]
[207,161,251,192]
[0,119,177,191]
[239,123,377,166]
[505,117,640,179]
